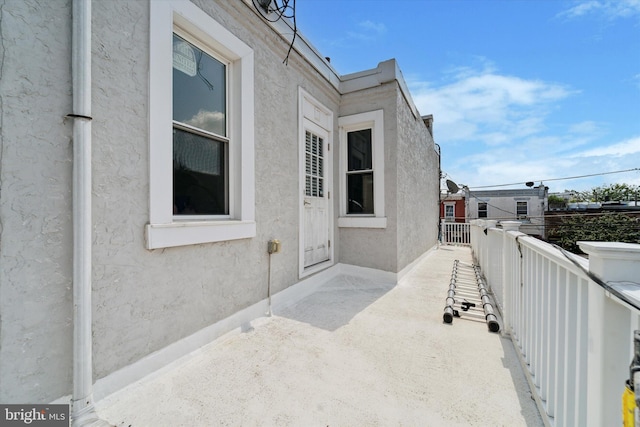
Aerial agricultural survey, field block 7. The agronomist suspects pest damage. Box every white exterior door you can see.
[303,124,330,268]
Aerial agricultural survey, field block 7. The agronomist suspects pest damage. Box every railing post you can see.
[486,226,503,308]
[578,242,640,427]
[482,220,498,273]
[470,220,479,257]
[500,221,521,334]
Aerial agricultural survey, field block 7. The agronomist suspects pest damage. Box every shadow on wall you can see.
[277,275,396,332]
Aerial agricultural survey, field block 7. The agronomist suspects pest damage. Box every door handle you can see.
[304,200,311,206]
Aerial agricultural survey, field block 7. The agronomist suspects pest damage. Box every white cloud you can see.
[185,110,225,135]
[557,1,603,18]
[412,63,639,192]
[568,121,600,134]
[557,0,640,20]
[411,68,572,145]
[358,20,386,34]
[573,136,640,157]
[346,20,386,41]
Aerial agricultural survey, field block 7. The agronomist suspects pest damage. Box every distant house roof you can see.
[467,186,547,199]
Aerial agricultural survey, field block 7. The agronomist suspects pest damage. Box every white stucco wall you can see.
[0,0,341,403]
[394,88,440,271]
[337,82,439,273]
[0,0,440,403]
[90,0,341,383]
[337,84,399,272]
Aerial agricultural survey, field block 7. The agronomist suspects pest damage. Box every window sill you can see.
[338,216,387,229]
[146,220,256,249]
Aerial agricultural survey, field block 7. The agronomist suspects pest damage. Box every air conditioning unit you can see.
[518,214,528,220]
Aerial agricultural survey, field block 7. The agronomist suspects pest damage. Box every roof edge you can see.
[242,2,422,118]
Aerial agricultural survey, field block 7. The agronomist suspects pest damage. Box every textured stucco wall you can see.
[0,0,341,403]
[337,81,439,273]
[336,84,399,272]
[394,89,440,271]
[0,0,439,403]
[91,0,340,383]
[0,0,74,403]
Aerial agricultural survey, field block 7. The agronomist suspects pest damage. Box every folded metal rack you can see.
[443,260,500,333]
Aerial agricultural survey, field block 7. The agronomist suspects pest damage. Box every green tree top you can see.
[569,183,640,202]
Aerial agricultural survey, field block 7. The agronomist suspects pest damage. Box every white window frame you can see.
[337,110,386,228]
[444,203,455,222]
[146,1,255,249]
[516,201,529,219]
[478,202,488,218]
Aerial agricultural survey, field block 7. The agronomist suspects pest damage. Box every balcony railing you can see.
[468,219,640,427]
[440,220,471,246]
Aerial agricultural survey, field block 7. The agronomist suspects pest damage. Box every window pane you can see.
[347,129,372,171]
[445,205,454,217]
[517,202,528,215]
[173,34,226,137]
[173,128,227,215]
[347,172,374,214]
[478,202,487,218]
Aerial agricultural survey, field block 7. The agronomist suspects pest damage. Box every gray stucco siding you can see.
[90,0,342,382]
[0,0,74,403]
[337,84,399,272]
[394,88,440,271]
[0,0,342,402]
[0,0,440,404]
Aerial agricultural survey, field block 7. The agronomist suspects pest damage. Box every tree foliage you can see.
[569,183,640,202]
[547,213,640,253]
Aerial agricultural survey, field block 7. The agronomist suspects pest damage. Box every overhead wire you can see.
[443,167,640,223]
[252,0,298,65]
[466,167,640,189]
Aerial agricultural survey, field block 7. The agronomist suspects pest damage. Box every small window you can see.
[338,110,386,228]
[478,202,488,218]
[444,204,455,221]
[517,201,528,218]
[347,129,373,214]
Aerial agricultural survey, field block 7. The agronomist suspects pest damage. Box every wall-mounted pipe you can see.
[69,1,109,425]
[266,240,281,316]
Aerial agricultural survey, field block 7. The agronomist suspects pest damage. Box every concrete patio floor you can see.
[96,245,543,426]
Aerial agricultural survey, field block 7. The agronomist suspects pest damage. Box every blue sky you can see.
[294,0,640,193]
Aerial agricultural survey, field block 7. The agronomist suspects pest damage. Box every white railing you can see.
[470,220,640,427]
[440,220,471,246]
